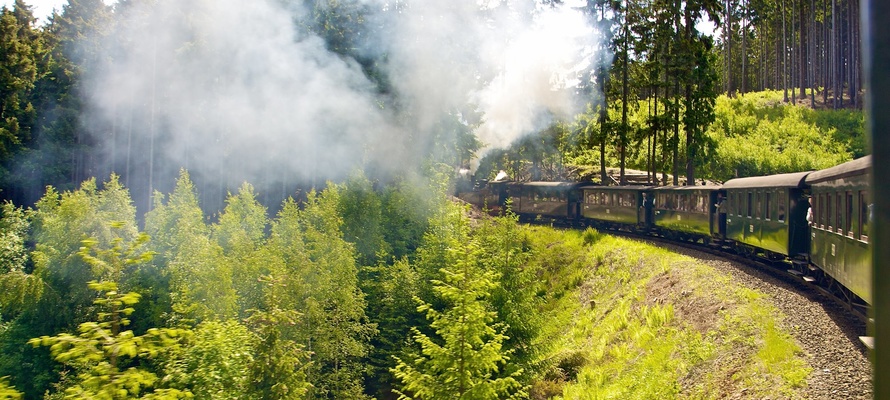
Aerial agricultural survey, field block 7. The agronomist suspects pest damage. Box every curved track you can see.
[600,224,870,328]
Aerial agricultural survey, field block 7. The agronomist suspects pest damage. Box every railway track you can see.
[560,222,874,398]
[591,224,870,331]
[644,235,874,399]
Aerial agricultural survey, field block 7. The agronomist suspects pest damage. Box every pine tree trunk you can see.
[783,0,789,102]
[823,0,829,104]
[810,0,817,105]
[847,0,855,106]
[673,78,679,186]
[742,0,748,94]
[791,0,797,104]
[831,0,836,108]
[797,1,809,99]
[620,24,628,185]
[726,0,733,96]
[685,84,695,186]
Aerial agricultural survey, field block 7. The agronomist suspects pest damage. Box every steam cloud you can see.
[83,0,600,209]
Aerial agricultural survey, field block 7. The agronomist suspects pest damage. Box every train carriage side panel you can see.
[806,156,872,304]
[508,182,577,221]
[651,186,716,239]
[579,186,651,227]
[723,172,811,257]
[711,189,727,239]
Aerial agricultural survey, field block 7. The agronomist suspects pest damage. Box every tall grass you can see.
[524,229,812,399]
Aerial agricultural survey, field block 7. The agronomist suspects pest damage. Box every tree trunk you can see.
[791,0,797,104]
[673,78,680,186]
[847,0,856,106]
[620,24,628,185]
[831,0,836,108]
[783,0,789,102]
[742,0,748,94]
[810,0,817,105]
[797,1,809,99]
[823,0,829,105]
[726,0,733,96]
[685,84,695,186]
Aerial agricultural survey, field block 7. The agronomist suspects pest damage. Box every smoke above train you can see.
[80,0,601,207]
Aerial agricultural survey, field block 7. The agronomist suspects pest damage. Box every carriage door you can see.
[711,191,727,237]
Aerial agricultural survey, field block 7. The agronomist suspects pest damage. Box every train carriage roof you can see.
[804,155,871,184]
[577,185,654,191]
[509,181,583,191]
[650,185,722,192]
[722,171,811,189]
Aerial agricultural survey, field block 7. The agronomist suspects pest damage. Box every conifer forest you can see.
[0,0,867,398]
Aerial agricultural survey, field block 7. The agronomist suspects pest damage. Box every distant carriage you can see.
[457,155,873,311]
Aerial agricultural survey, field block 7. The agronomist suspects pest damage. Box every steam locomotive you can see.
[458,156,872,316]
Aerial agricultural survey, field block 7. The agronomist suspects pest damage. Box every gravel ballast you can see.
[656,243,873,399]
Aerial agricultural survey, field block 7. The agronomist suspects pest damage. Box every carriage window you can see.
[755,192,762,219]
[846,191,853,237]
[826,193,832,229]
[746,192,753,217]
[835,193,843,233]
[736,193,742,216]
[861,191,870,242]
[777,191,786,222]
[765,192,772,220]
[814,194,820,226]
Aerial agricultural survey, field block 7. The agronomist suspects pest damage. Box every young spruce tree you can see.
[392,207,525,400]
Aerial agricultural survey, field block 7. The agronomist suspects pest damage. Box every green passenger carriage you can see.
[577,185,651,231]
[651,186,722,241]
[722,171,810,258]
[806,156,871,305]
[507,182,580,222]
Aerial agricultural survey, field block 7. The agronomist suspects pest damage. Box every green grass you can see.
[524,228,812,399]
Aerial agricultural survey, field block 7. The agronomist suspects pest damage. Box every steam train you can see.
[458,156,872,316]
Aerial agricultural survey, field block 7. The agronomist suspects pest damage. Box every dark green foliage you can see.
[29,281,192,399]
[475,211,542,372]
[360,258,425,398]
[0,2,37,160]
[338,172,389,266]
[379,179,432,263]
[392,207,525,400]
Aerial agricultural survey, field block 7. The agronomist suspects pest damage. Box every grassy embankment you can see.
[525,225,810,399]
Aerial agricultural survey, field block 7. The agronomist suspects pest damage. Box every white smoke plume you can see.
[83,0,600,209]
